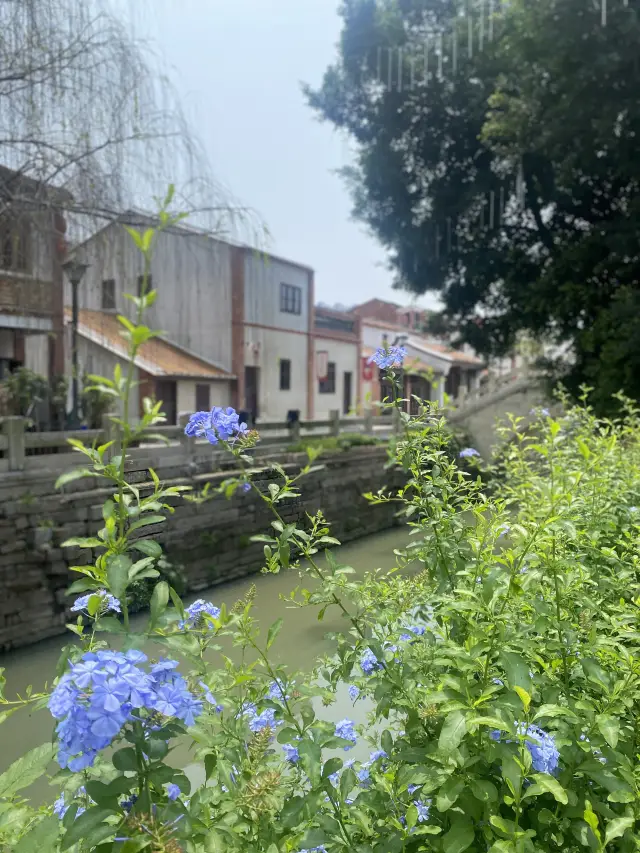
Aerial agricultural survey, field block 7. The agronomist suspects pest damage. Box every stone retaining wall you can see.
[0,446,405,651]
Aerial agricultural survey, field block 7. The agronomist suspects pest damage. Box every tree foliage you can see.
[306,0,640,412]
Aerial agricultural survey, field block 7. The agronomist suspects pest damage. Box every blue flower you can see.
[328,771,340,787]
[490,723,560,774]
[369,345,407,369]
[459,447,480,458]
[247,707,278,732]
[400,624,426,641]
[199,681,223,712]
[348,685,360,701]
[282,743,300,763]
[121,794,137,813]
[335,718,357,749]
[241,482,251,493]
[369,749,387,763]
[165,783,181,801]
[414,799,430,822]
[179,599,221,630]
[53,793,67,818]
[267,679,289,701]
[357,766,371,787]
[360,648,382,675]
[48,650,202,770]
[492,678,504,687]
[297,847,327,853]
[184,407,250,445]
[407,784,420,795]
[71,590,121,615]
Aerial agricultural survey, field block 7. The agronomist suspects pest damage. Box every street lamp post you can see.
[62,259,89,428]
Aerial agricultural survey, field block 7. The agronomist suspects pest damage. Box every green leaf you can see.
[533,704,579,722]
[106,554,131,601]
[470,779,498,803]
[322,757,343,779]
[604,816,634,846]
[55,468,95,490]
[61,537,103,548]
[0,743,54,798]
[442,818,474,853]
[129,515,166,532]
[584,801,601,842]
[522,773,568,804]
[112,747,138,772]
[60,806,115,851]
[405,804,418,831]
[596,714,620,749]
[438,710,466,752]
[204,752,217,780]
[499,651,532,690]
[14,815,60,853]
[514,686,531,712]
[266,617,283,650]
[149,581,169,627]
[436,777,464,812]
[131,539,162,558]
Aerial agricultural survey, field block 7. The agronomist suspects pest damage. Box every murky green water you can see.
[0,527,414,802]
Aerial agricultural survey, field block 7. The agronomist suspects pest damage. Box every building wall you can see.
[243,252,311,333]
[73,224,233,372]
[176,380,231,417]
[314,336,360,419]
[244,327,308,421]
[67,336,140,420]
[23,333,48,375]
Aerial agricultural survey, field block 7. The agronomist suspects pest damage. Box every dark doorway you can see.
[155,379,177,425]
[343,371,352,415]
[245,366,259,421]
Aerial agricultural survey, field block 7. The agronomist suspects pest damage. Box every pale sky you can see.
[121,0,438,311]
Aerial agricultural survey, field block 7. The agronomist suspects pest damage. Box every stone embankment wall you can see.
[0,446,405,651]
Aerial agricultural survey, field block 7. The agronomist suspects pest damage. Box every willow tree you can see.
[307,0,640,413]
[0,0,251,240]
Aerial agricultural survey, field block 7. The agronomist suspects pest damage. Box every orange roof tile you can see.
[362,336,483,367]
[64,309,233,379]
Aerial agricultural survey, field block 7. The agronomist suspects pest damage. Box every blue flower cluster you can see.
[399,624,427,642]
[241,702,280,733]
[360,648,383,675]
[335,718,357,750]
[348,684,360,701]
[414,799,430,822]
[297,847,327,853]
[459,447,480,458]
[369,345,407,369]
[267,678,290,701]
[490,723,560,775]
[530,407,550,418]
[53,788,87,820]
[48,650,203,771]
[70,590,121,615]
[184,406,249,445]
[179,599,221,630]
[282,742,300,763]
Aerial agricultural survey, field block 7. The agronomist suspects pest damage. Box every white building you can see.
[360,319,484,413]
[313,307,361,419]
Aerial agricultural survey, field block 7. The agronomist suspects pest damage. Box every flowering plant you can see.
[0,210,639,852]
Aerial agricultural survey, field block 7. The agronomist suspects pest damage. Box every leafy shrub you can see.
[286,432,383,454]
[127,554,187,614]
[1,208,639,853]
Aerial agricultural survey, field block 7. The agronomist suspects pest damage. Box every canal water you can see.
[0,527,414,802]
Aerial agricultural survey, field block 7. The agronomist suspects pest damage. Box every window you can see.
[0,215,30,272]
[195,383,210,411]
[280,282,301,315]
[137,274,153,298]
[279,358,291,390]
[318,361,336,394]
[101,279,116,310]
[314,314,355,334]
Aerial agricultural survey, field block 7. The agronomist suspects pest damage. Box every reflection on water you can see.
[0,527,415,801]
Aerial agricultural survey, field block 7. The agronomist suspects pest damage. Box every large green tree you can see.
[307,0,640,412]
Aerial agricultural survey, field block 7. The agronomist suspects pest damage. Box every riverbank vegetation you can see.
[1,214,639,852]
